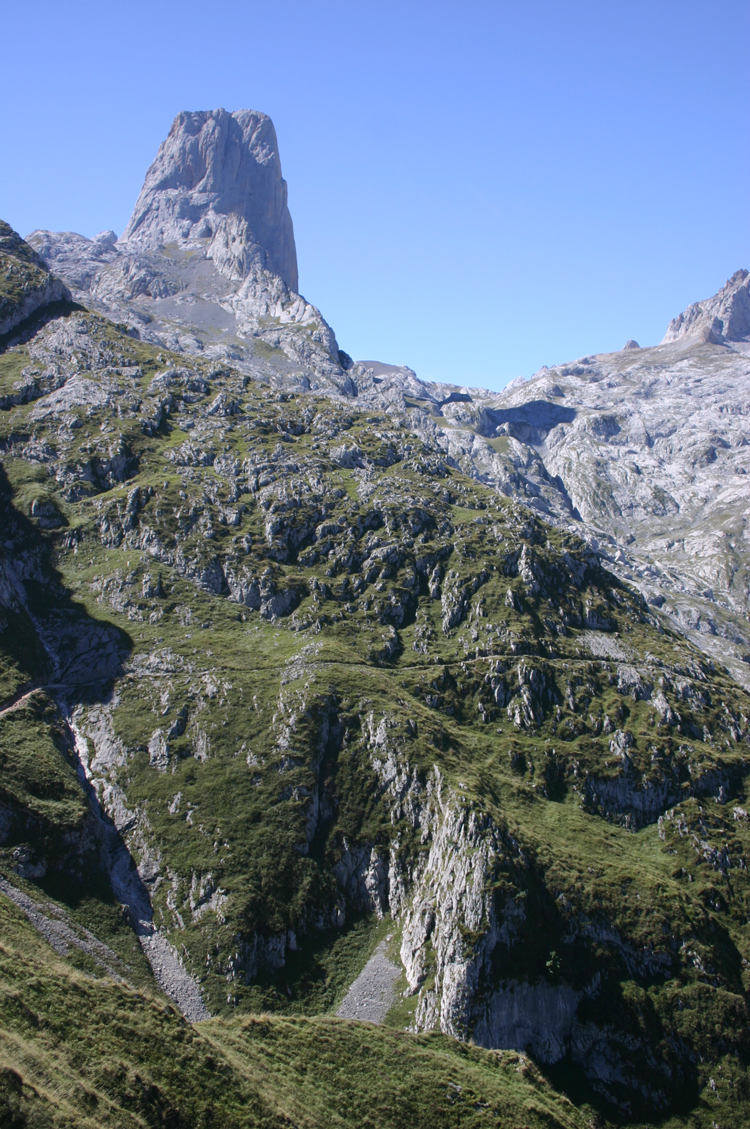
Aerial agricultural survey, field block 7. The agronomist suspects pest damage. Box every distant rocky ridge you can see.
[3,112,750,1124]
[338,321,750,688]
[662,268,750,345]
[367,336,750,689]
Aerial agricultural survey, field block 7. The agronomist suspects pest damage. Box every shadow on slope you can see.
[0,462,130,698]
[0,892,589,1129]
[484,400,577,444]
[0,461,141,934]
[0,298,87,353]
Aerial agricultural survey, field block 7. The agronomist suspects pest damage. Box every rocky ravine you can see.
[1,108,750,1123]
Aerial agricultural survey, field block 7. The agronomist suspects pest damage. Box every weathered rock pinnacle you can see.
[25,110,352,388]
[120,109,299,291]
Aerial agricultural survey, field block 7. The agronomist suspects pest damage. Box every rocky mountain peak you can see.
[662,266,750,344]
[5,104,750,1129]
[120,108,298,291]
[24,110,348,386]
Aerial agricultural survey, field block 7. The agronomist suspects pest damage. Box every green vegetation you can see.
[0,896,587,1129]
[0,220,54,336]
[0,291,749,1126]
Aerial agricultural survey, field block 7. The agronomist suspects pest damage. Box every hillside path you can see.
[0,684,41,717]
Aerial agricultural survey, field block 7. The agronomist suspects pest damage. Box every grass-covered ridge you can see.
[0,221,70,341]
[0,894,587,1129]
[0,299,749,1125]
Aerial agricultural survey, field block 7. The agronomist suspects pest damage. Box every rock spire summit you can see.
[121,109,299,292]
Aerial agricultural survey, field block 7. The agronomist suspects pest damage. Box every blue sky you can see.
[2,1,748,389]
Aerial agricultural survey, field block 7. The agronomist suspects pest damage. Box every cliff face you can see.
[26,111,347,391]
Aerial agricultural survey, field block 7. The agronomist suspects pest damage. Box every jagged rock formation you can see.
[663,268,750,344]
[344,313,750,688]
[2,267,749,1123]
[0,879,590,1129]
[25,113,747,688]
[121,109,298,291]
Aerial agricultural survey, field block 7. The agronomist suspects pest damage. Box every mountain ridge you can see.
[1,109,750,1129]
[663,268,750,346]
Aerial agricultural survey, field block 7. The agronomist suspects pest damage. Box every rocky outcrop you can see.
[351,694,747,1117]
[348,293,750,687]
[121,109,298,292]
[24,229,119,294]
[68,707,210,1022]
[474,980,582,1063]
[0,221,70,336]
[662,268,750,344]
[7,116,750,1124]
[26,109,348,388]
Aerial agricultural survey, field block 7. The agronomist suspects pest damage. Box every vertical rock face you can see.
[662,268,750,344]
[121,109,299,292]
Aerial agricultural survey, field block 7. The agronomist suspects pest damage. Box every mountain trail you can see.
[0,684,41,717]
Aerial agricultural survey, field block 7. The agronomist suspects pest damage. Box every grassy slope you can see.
[0,221,57,336]
[0,305,749,1125]
[0,895,587,1129]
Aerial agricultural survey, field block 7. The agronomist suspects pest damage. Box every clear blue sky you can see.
[2,1,748,389]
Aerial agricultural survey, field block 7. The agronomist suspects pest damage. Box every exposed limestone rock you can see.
[24,228,119,293]
[5,107,750,1124]
[361,324,750,686]
[334,841,388,917]
[473,980,582,1063]
[67,711,210,1021]
[121,109,298,292]
[26,110,349,390]
[663,269,750,344]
